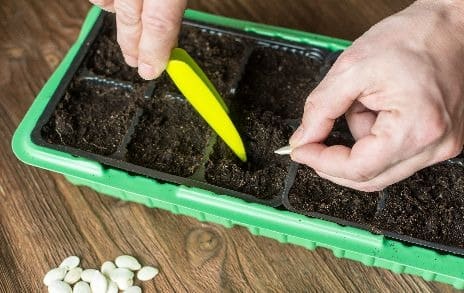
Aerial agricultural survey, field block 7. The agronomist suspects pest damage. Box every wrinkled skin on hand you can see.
[290,0,464,191]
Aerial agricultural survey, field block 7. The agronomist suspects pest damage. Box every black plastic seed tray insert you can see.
[283,158,464,256]
[31,12,333,207]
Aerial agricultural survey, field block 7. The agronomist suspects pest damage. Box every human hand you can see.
[289,0,464,191]
[89,0,187,79]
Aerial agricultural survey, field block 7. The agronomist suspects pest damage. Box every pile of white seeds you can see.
[43,255,159,293]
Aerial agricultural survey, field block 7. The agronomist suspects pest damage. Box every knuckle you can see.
[303,99,317,114]
[332,46,366,72]
[116,34,137,53]
[441,139,463,160]
[351,165,378,182]
[115,2,141,26]
[141,11,178,33]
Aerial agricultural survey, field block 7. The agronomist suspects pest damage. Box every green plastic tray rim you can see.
[11,6,464,289]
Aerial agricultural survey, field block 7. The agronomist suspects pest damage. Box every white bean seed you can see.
[44,267,67,286]
[101,261,116,277]
[115,255,141,271]
[81,269,97,283]
[106,281,118,293]
[59,256,80,270]
[48,280,72,293]
[137,266,159,281]
[64,267,82,284]
[123,285,142,293]
[90,271,108,293]
[116,278,133,290]
[72,281,91,293]
[109,268,134,290]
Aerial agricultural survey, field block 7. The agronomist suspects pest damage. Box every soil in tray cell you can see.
[86,15,145,83]
[287,166,378,223]
[205,110,293,200]
[235,46,322,119]
[125,77,211,178]
[373,163,464,248]
[41,81,138,156]
[324,117,355,147]
[178,26,247,97]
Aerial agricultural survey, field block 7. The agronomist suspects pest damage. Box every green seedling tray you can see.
[12,6,464,289]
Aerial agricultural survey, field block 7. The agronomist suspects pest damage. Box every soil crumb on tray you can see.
[41,81,138,155]
[125,78,211,178]
[205,110,293,199]
[374,163,464,248]
[287,166,378,223]
[235,46,322,119]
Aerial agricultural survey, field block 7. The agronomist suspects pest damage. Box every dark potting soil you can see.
[324,117,355,147]
[125,76,211,178]
[205,110,293,199]
[287,166,378,223]
[373,163,464,248]
[86,15,246,89]
[235,46,321,119]
[179,26,246,97]
[41,81,138,155]
[86,15,145,83]
[40,12,464,252]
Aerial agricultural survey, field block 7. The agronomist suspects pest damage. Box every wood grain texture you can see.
[0,0,459,292]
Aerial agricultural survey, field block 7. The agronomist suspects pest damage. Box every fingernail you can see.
[289,146,303,163]
[289,125,304,147]
[138,63,156,80]
[123,54,138,67]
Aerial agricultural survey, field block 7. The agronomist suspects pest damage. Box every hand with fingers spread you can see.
[289,0,464,192]
[89,0,187,80]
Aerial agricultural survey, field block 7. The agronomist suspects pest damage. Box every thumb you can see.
[289,62,368,148]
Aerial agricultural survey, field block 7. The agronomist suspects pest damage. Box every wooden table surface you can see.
[0,0,459,292]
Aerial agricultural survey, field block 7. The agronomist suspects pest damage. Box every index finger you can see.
[291,131,403,182]
[137,0,187,79]
[289,56,372,148]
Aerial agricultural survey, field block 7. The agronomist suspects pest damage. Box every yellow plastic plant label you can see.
[166,48,247,162]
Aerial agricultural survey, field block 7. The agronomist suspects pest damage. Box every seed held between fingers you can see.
[274,145,293,155]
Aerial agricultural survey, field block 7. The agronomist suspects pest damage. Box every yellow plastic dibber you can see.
[166,48,247,162]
